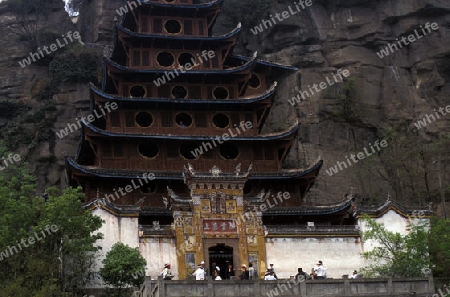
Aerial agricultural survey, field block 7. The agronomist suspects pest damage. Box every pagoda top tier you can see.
[133,0,223,8]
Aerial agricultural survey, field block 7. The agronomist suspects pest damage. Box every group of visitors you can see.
[161,259,357,280]
[191,261,236,280]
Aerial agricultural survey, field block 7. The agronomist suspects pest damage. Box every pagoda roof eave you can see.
[249,160,323,180]
[263,196,354,216]
[82,119,299,141]
[104,50,255,76]
[137,0,224,10]
[116,23,240,43]
[229,54,298,72]
[90,82,277,105]
[66,158,323,181]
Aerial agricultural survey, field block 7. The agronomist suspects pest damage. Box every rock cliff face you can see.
[0,0,448,207]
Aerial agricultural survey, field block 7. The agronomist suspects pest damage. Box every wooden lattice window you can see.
[189,86,201,99]
[114,142,123,157]
[122,85,129,97]
[184,20,193,35]
[103,142,112,157]
[253,146,263,160]
[264,147,274,160]
[141,16,148,33]
[142,51,150,66]
[153,19,163,33]
[132,51,140,66]
[198,21,204,35]
[110,112,121,127]
[161,112,173,127]
[245,113,253,126]
[167,145,178,158]
[230,114,240,127]
[195,113,206,128]
[211,55,219,68]
[125,112,134,127]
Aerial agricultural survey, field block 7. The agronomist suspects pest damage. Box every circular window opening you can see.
[248,74,261,89]
[135,112,153,127]
[140,181,157,193]
[212,113,230,128]
[243,183,253,195]
[213,87,229,99]
[164,20,182,34]
[157,52,175,67]
[178,53,195,67]
[220,142,239,160]
[130,85,146,97]
[139,141,159,158]
[176,113,192,127]
[180,141,200,160]
[172,85,188,99]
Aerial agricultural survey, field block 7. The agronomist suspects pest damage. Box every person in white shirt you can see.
[161,263,174,280]
[214,269,222,280]
[351,270,358,279]
[264,271,277,280]
[314,260,326,279]
[193,264,205,280]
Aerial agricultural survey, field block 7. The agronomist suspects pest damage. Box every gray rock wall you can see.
[0,0,448,204]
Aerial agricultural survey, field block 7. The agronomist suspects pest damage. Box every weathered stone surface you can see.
[0,0,448,203]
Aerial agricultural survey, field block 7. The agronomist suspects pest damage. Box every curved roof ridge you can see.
[67,158,322,181]
[136,0,224,9]
[90,82,277,104]
[104,50,255,75]
[231,54,298,71]
[81,119,298,141]
[356,198,433,217]
[116,22,241,41]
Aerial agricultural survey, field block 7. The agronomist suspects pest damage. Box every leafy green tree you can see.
[428,217,450,279]
[0,143,103,296]
[37,186,104,294]
[100,242,147,297]
[360,214,431,277]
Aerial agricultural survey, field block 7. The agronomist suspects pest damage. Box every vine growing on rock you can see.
[49,45,101,83]
[222,0,271,33]
[332,78,367,123]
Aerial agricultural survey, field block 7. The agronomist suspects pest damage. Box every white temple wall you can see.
[265,237,364,279]
[139,237,178,279]
[88,207,139,287]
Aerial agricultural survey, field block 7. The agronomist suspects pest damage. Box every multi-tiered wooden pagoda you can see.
[67,0,331,279]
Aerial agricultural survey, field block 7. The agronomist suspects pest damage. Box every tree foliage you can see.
[6,0,55,48]
[0,146,103,296]
[100,242,147,297]
[360,214,431,277]
[428,217,450,279]
[333,77,367,123]
[221,0,271,33]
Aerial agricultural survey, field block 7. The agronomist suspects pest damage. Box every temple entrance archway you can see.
[208,244,233,279]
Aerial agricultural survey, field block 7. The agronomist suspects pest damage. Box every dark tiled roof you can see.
[104,51,255,75]
[116,23,240,44]
[90,83,277,105]
[229,55,298,72]
[66,158,322,181]
[136,0,224,9]
[82,119,299,141]
[356,199,433,218]
[263,196,354,216]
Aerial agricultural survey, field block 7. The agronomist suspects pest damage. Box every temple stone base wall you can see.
[265,237,364,279]
[142,277,434,297]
